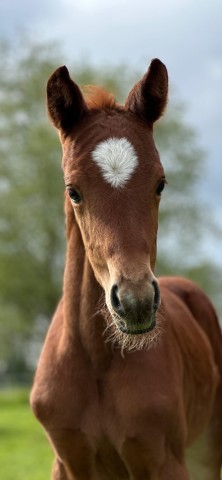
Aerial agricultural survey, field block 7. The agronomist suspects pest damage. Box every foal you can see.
[31,59,222,480]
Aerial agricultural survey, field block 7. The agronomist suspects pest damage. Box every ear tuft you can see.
[125,58,168,123]
[47,66,88,133]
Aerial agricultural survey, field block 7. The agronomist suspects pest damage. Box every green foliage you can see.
[0,389,53,479]
[0,40,66,374]
[0,37,221,379]
[155,104,205,267]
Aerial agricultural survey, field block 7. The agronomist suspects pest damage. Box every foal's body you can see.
[31,60,222,479]
[32,269,222,480]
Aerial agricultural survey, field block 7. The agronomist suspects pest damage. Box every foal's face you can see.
[63,114,165,335]
[47,59,168,339]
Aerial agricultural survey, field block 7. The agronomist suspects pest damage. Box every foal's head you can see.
[47,59,168,349]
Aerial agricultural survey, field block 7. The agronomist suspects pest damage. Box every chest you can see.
[44,330,217,480]
[59,356,183,479]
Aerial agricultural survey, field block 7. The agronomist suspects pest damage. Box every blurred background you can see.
[0,0,221,478]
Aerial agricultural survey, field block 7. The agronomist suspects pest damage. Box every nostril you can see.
[111,284,121,311]
[110,284,126,317]
[152,279,160,310]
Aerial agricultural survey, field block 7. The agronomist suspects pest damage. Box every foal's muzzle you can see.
[110,279,160,335]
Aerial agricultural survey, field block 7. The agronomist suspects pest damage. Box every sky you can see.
[0,0,221,255]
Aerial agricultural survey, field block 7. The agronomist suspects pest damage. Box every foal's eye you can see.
[67,187,82,204]
[156,180,166,197]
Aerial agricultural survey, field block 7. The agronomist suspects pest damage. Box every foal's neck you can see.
[63,214,111,374]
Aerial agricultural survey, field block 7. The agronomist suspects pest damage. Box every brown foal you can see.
[31,59,222,480]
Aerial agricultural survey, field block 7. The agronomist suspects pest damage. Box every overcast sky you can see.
[0,0,221,253]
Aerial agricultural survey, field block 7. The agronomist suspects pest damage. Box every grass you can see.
[0,388,53,480]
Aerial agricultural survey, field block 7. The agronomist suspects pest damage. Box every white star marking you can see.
[92,137,138,188]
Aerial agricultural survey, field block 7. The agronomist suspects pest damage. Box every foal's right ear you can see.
[47,66,88,133]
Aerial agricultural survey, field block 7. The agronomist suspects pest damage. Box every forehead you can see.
[62,110,162,184]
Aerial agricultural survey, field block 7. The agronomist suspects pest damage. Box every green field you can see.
[0,389,53,480]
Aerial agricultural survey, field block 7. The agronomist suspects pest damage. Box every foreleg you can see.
[51,458,69,480]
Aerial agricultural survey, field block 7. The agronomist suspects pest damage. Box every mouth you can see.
[115,311,156,335]
[104,302,162,353]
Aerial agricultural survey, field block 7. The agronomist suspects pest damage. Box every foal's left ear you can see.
[125,59,168,123]
[47,66,88,133]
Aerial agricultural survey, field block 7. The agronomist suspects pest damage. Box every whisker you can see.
[102,304,165,355]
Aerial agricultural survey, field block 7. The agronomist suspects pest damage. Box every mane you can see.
[82,85,117,111]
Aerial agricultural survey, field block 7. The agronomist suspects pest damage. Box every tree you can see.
[0,37,221,380]
[0,39,65,379]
